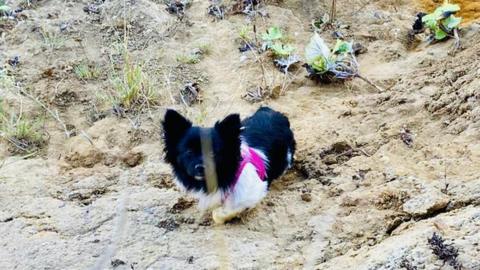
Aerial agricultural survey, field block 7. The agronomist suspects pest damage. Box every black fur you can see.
[412,12,427,33]
[241,107,296,184]
[162,107,295,193]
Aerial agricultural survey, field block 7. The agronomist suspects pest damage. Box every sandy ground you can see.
[1,0,479,269]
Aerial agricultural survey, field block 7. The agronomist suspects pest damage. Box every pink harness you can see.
[222,147,266,203]
[234,147,267,182]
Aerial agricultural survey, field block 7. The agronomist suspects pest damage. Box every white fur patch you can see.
[212,162,268,224]
[175,143,270,220]
[287,150,293,168]
[174,177,223,210]
[223,162,268,211]
[192,189,223,210]
[187,160,269,213]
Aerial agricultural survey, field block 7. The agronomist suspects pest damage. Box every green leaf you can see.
[422,13,438,30]
[305,33,330,63]
[332,39,353,55]
[422,2,462,38]
[442,15,462,29]
[437,3,460,14]
[270,43,295,57]
[434,27,448,40]
[311,55,328,73]
[0,5,10,13]
[261,27,283,41]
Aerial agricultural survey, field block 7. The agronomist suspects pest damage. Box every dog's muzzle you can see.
[194,164,205,181]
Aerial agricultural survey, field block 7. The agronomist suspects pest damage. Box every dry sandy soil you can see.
[1,0,479,269]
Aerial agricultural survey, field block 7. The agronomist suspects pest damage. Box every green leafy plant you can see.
[422,2,461,40]
[176,54,200,64]
[74,63,100,80]
[311,13,330,31]
[262,26,290,52]
[304,33,357,80]
[0,101,45,153]
[269,43,295,58]
[40,27,65,49]
[261,26,283,42]
[422,1,462,40]
[259,27,299,73]
[239,25,252,41]
[332,39,353,54]
[176,45,211,64]
[0,0,11,16]
[197,44,212,56]
[410,1,462,53]
[0,69,15,89]
[238,25,257,53]
[304,33,383,91]
[109,59,157,110]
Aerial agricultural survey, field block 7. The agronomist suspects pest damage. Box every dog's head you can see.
[162,109,242,192]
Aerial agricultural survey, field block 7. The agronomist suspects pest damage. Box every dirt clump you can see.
[169,197,195,214]
[121,150,144,167]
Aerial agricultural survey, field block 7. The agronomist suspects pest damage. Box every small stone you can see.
[301,193,312,202]
[353,42,368,55]
[403,190,450,217]
[8,56,19,67]
[323,155,338,165]
[111,259,126,267]
[157,218,179,232]
[341,196,359,207]
[122,151,144,167]
[400,126,414,147]
[331,141,352,153]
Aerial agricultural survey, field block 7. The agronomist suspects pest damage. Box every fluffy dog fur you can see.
[162,107,295,223]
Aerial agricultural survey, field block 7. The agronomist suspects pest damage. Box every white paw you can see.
[212,208,242,225]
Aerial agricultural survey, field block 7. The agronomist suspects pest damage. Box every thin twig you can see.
[80,130,94,146]
[356,74,385,92]
[449,28,461,55]
[0,133,28,152]
[280,68,302,96]
[162,68,176,104]
[248,6,269,89]
[0,151,37,170]
[356,148,372,157]
[241,37,270,90]
[349,0,369,17]
[330,0,336,24]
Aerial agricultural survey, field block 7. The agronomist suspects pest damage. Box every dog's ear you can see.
[162,110,192,161]
[163,109,192,136]
[215,114,241,141]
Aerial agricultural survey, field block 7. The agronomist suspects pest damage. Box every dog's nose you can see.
[194,164,205,177]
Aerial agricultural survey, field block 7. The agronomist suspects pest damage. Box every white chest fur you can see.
[177,145,269,223]
[190,162,268,211]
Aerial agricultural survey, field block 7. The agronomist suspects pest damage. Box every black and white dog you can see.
[162,107,295,224]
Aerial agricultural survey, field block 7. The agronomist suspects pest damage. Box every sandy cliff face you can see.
[0,0,479,269]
